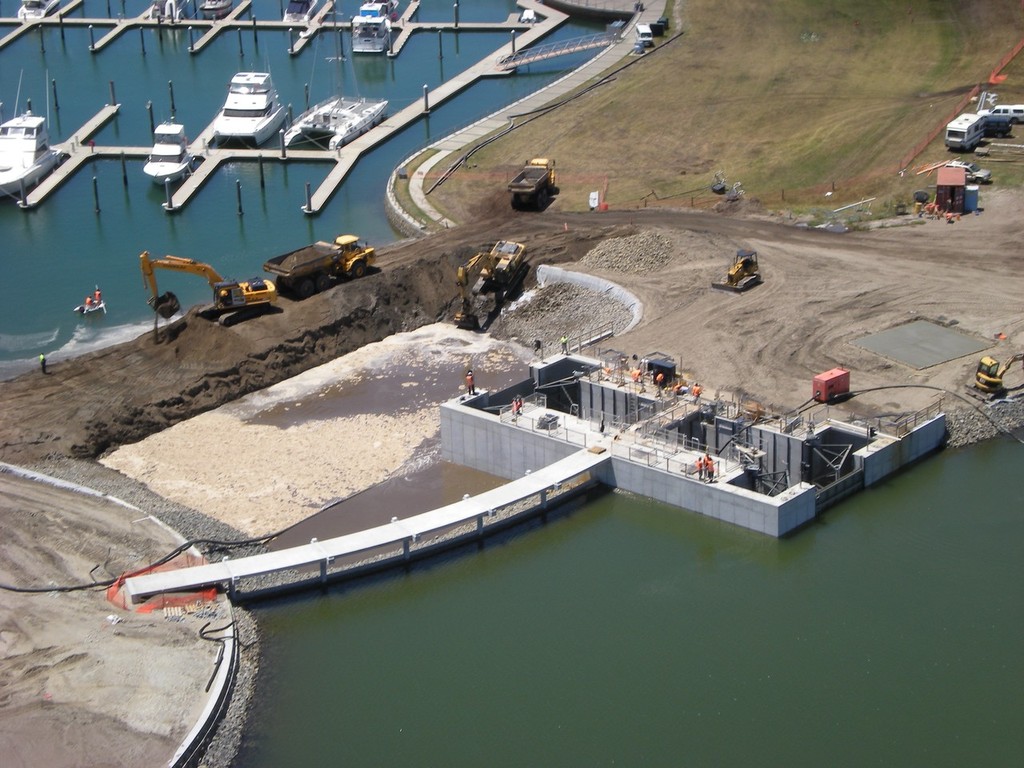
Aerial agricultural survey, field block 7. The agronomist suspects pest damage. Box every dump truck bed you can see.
[263,241,340,277]
[508,166,550,192]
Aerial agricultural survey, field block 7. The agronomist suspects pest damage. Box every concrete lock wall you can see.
[440,398,580,480]
[857,414,947,487]
[604,456,818,536]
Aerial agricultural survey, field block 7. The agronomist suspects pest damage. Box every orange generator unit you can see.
[812,368,850,403]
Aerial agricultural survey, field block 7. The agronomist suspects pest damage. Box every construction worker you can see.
[465,369,476,396]
[39,353,47,375]
[512,394,523,420]
[704,453,715,483]
[560,335,568,354]
[655,371,665,391]
[691,382,702,400]
[696,454,705,480]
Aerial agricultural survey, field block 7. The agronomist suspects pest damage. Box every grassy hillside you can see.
[426,0,1024,220]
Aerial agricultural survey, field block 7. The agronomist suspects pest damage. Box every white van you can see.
[944,112,986,152]
[635,24,653,47]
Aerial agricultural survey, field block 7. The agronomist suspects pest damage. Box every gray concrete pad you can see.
[853,320,988,369]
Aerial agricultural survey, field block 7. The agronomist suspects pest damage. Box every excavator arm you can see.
[997,353,1024,379]
[139,251,276,322]
[139,251,186,319]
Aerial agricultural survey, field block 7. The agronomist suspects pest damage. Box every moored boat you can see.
[198,0,232,20]
[351,0,398,54]
[283,96,387,149]
[17,0,60,20]
[283,0,318,25]
[0,110,62,200]
[143,122,195,185]
[211,72,287,147]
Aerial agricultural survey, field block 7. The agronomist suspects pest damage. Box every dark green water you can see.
[238,438,1024,766]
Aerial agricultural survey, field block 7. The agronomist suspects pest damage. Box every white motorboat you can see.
[211,72,287,146]
[148,0,184,21]
[17,0,60,20]
[283,0,318,25]
[0,111,62,199]
[351,0,398,54]
[198,0,232,19]
[283,96,387,149]
[143,122,195,185]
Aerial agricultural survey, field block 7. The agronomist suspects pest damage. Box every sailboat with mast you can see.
[282,33,387,150]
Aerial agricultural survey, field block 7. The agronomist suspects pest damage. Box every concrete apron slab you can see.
[853,319,988,369]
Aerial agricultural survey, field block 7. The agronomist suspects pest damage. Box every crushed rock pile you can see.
[578,231,675,274]
[490,282,634,351]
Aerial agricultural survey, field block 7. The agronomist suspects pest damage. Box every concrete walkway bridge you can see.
[496,29,622,71]
[123,446,609,605]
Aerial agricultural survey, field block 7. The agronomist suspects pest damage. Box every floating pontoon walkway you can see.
[8,0,586,214]
[20,104,121,209]
[123,446,609,603]
[0,0,558,56]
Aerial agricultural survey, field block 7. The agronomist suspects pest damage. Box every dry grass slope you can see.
[430,0,1024,218]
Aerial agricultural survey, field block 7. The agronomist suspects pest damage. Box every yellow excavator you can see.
[712,249,762,292]
[972,352,1024,396]
[454,240,529,330]
[139,251,278,329]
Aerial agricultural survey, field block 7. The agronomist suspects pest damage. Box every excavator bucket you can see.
[149,291,181,319]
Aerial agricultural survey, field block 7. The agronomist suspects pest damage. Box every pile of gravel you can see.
[490,282,634,350]
[578,231,675,274]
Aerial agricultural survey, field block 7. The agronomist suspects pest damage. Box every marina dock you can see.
[9,0,581,214]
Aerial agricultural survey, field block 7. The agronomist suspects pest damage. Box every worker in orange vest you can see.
[696,454,706,480]
[704,453,715,483]
[465,369,476,396]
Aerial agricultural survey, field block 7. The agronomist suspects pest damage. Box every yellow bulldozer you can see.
[139,251,278,333]
[712,249,762,292]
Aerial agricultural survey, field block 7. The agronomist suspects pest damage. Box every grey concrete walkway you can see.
[401,0,666,227]
[123,446,610,603]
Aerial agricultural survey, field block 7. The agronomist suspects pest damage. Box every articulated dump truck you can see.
[262,234,375,299]
[508,158,556,210]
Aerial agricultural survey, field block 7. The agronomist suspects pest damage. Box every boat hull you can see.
[73,300,107,316]
[0,151,61,198]
[283,97,388,149]
[213,107,287,146]
[143,160,193,185]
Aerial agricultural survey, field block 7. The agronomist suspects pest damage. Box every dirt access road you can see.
[2,193,1022,467]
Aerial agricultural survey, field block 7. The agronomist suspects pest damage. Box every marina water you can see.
[0,0,605,376]
[238,436,1023,765]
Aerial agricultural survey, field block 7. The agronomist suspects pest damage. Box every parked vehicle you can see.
[944,113,985,152]
[263,235,375,299]
[635,23,654,47]
[508,158,556,210]
[982,113,1012,138]
[985,104,1024,124]
[945,160,991,184]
